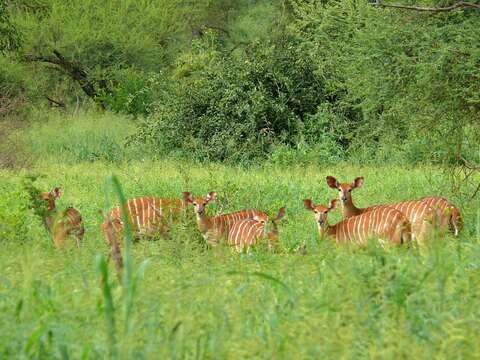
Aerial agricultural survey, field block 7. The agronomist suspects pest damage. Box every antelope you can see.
[39,187,84,248]
[184,191,267,245]
[303,199,411,245]
[101,193,191,248]
[421,196,463,236]
[227,207,286,253]
[101,211,123,280]
[326,176,445,242]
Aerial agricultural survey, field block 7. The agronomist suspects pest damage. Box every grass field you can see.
[0,159,479,359]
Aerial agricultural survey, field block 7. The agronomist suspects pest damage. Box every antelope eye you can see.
[193,202,197,206]
[348,189,352,192]
[323,211,328,214]
[314,210,318,214]
[338,189,341,192]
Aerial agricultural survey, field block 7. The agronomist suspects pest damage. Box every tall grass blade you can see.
[96,255,117,358]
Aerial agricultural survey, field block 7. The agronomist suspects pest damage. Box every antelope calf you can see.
[101,193,191,248]
[101,212,124,279]
[184,191,267,245]
[304,199,411,245]
[227,207,286,253]
[326,176,445,242]
[40,187,84,248]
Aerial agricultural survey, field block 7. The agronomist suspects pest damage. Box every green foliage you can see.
[134,34,330,162]
[0,1,21,53]
[0,174,41,243]
[1,0,479,165]
[292,0,480,164]
[0,161,478,357]
[21,174,47,221]
[23,110,143,164]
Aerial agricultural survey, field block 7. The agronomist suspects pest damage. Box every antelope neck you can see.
[317,221,334,240]
[341,198,363,218]
[195,212,212,233]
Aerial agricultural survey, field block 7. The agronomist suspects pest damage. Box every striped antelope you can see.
[40,187,84,248]
[184,191,267,245]
[303,199,411,245]
[101,193,191,248]
[421,196,463,236]
[326,176,443,242]
[227,207,286,252]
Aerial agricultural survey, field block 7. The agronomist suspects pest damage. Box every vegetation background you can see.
[0,0,479,358]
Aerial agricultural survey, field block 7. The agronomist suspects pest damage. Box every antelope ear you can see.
[328,199,338,211]
[182,191,193,203]
[303,199,314,211]
[275,207,286,221]
[352,177,364,188]
[206,191,217,202]
[52,187,62,198]
[326,176,340,189]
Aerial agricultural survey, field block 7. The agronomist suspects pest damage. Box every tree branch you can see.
[45,95,65,108]
[24,50,108,108]
[374,0,480,12]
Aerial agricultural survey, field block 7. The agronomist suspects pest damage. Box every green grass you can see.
[0,160,479,358]
[22,110,144,164]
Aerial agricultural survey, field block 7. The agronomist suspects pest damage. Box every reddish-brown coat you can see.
[227,207,285,252]
[421,196,463,236]
[325,176,457,241]
[304,199,411,245]
[184,191,267,245]
[101,195,189,247]
[40,187,84,248]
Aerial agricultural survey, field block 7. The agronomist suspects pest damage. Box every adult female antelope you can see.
[227,207,286,252]
[101,193,191,250]
[184,191,267,245]
[303,199,411,245]
[325,176,453,242]
[40,187,84,248]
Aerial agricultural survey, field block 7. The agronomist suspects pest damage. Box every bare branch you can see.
[24,50,108,108]
[458,155,480,171]
[374,0,480,12]
[45,96,65,108]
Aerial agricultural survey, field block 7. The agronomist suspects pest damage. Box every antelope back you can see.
[211,209,266,230]
[333,206,410,245]
[367,200,439,242]
[421,196,463,235]
[227,219,265,252]
[48,207,84,248]
[63,207,83,228]
[107,197,185,234]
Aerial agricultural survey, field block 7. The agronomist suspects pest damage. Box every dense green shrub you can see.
[0,178,41,243]
[292,0,480,164]
[1,0,479,165]
[133,34,337,162]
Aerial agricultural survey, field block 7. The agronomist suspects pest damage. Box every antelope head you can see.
[326,176,364,205]
[40,187,62,211]
[183,191,217,216]
[303,199,338,231]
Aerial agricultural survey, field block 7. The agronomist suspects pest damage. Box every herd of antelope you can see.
[38,176,463,259]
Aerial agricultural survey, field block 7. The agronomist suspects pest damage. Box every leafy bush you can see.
[292,0,480,165]
[0,176,41,243]
[133,34,334,162]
